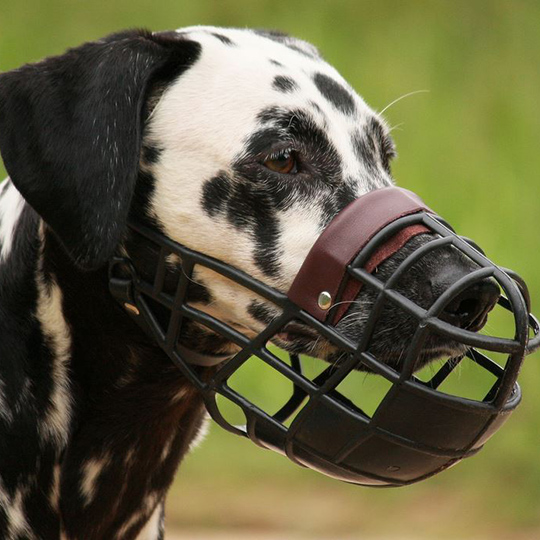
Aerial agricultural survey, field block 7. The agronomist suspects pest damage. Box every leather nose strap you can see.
[287,187,434,324]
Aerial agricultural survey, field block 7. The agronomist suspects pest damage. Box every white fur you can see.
[80,455,110,506]
[0,379,13,424]
[0,481,37,540]
[0,180,26,262]
[146,26,393,336]
[160,435,174,463]
[134,501,163,540]
[0,199,35,423]
[173,26,384,183]
[277,203,326,290]
[35,232,73,448]
[148,26,378,268]
[10,488,36,539]
[124,447,136,466]
[118,491,161,539]
[50,464,62,511]
[137,504,162,540]
[188,413,211,453]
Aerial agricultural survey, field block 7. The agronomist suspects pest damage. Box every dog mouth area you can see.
[319,334,470,374]
[270,317,473,374]
[270,326,466,374]
[272,322,324,354]
[366,339,470,372]
[178,314,474,377]
[276,322,319,342]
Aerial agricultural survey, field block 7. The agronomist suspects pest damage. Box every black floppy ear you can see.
[0,30,200,270]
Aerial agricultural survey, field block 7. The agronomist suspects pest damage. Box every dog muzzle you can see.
[109,186,539,487]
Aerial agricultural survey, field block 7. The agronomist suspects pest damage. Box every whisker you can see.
[378,89,430,116]
[388,122,405,133]
[329,298,366,310]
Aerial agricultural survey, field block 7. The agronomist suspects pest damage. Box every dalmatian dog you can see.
[0,26,498,539]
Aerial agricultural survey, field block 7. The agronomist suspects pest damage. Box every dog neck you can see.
[38,226,209,539]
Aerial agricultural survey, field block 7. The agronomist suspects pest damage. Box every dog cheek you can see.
[275,205,324,290]
[192,267,259,331]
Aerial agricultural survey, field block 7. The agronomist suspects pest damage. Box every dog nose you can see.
[436,278,501,331]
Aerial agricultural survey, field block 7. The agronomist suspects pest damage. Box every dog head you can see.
[0,27,498,368]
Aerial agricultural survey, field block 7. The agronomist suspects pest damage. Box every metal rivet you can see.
[124,303,140,316]
[318,291,332,310]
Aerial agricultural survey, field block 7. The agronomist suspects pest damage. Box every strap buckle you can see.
[108,256,137,308]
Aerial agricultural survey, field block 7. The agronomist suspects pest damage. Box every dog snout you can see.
[424,252,500,331]
[437,277,500,331]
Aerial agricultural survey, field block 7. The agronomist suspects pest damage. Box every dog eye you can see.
[263,150,298,174]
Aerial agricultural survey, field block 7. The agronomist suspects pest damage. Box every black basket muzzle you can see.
[109,187,539,487]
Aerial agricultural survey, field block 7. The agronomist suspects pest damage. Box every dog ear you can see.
[0,30,200,270]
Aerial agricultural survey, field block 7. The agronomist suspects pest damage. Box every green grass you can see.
[1,1,540,538]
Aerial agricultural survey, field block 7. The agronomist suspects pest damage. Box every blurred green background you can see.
[1,1,539,539]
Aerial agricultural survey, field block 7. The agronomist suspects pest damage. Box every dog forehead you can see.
[150,26,376,162]
[176,25,321,57]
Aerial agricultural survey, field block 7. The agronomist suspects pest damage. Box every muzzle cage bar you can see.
[109,191,539,487]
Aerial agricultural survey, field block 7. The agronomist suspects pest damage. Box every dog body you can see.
[0,26,395,539]
[0,26,478,539]
[0,180,198,540]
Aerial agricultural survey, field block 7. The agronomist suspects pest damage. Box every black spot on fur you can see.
[248,300,278,324]
[254,29,292,48]
[225,182,260,229]
[130,169,157,227]
[353,130,377,167]
[0,508,7,539]
[321,197,337,224]
[254,29,319,58]
[273,75,298,93]
[256,106,282,125]
[287,44,317,58]
[320,182,357,227]
[367,117,396,173]
[313,73,356,115]
[244,127,284,155]
[200,170,283,278]
[353,118,396,176]
[153,30,182,40]
[352,132,384,190]
[309,101,324,115]
[141,145,162,165]
[202,173,283,278]
[201,174,232,217]
[211,32,234,45]
[336,181,357,209]
[187,275,212,305]
[269,59,283,67]
[253,218,281,277]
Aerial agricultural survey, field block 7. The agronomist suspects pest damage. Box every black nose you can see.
[438,278,500,331]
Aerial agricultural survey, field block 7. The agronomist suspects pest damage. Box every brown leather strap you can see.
[331,223,429,324]
[287,187,434,323]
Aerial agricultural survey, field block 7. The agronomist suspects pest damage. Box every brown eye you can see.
[263,150,298,174]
